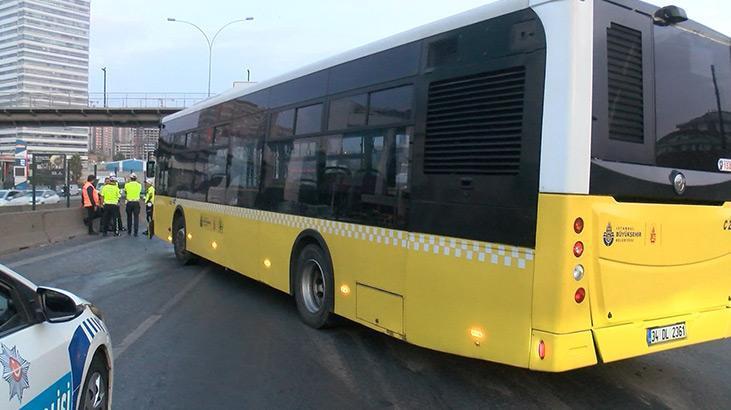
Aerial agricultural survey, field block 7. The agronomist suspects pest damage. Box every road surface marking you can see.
[113,267,209,359]
[5,237,115,269]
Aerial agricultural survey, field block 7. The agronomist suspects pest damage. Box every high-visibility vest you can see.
[101,184,121,205]
[125,180,142,201]
[81,181,98,208]
[145,185,155,204]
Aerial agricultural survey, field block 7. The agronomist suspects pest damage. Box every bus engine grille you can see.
[424,66,526,176]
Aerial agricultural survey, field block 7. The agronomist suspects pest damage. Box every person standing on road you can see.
[142,179,155,237]
[81,174,100,235]
[124,173,142,237]
[100,177,121,237]
[115,177,126,233]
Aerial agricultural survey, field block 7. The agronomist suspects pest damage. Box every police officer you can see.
[114,174,125,233]
[125,173,143,236]
[100,177,121,236]
[81,175,100,235]
[141,179,155,236]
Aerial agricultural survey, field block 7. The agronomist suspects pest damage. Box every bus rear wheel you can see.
[294,244,336,328]
[172,216,196,265]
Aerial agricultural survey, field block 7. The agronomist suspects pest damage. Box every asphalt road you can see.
[0,234,729,409]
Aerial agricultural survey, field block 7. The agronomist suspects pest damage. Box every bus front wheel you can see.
[172,215,197,265]
[294,244,336,328]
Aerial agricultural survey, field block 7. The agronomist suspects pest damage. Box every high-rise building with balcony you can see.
[132,127,159,160]
[0,0,91,157]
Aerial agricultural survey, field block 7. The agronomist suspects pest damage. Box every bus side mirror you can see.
[146,161,155,178]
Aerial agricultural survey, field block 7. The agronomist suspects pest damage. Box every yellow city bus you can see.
[151,0,731,371]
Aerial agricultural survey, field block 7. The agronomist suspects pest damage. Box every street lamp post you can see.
[167,17,254,97]
[101,67,107,107]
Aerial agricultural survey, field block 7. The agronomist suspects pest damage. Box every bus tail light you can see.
[574,287,586,304]
[538,340,546,360]
[573,217,584,234]
[573,241,584,257]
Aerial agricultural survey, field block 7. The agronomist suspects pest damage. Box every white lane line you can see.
[113,267,210,359]
[4,237,116,269]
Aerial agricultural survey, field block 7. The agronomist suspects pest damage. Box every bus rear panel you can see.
[531,0,730,371]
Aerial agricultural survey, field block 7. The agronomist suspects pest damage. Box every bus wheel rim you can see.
[301,259,325,313]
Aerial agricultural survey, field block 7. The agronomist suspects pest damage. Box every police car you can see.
[0,264,112,410]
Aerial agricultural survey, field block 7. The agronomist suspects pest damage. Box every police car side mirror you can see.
[37,288,83,323]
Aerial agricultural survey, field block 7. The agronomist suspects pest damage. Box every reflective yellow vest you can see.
[101,184,120,205]
[125,180,142,201]
[145,185,155,204]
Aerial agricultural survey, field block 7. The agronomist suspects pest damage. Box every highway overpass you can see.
[0,92,204,127]
[0,107,181,127]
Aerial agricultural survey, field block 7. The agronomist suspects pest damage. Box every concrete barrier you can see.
[0,207,87,255]
[0,202,68,215]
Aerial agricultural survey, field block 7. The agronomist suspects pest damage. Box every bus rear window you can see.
[654,25,731,172]
[591,2,731,203]
[595,13,731,171]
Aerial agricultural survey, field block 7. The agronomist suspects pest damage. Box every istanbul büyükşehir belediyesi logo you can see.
[603,223,615,247]
[0,344,30,403]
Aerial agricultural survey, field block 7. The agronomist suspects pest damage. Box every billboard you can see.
[33,154,66,187]
[13,140,28,189]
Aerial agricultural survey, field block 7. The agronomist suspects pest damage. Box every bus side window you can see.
[322,127,411,228]
[207,126,230,205]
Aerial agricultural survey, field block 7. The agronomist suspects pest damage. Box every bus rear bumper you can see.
[528,329,598,372]
[529,307,730,372]
[592,307,731,364]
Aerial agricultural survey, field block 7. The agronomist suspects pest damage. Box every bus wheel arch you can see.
[290,230,337,328]
[289,230,332,294]
[172,206,186,228]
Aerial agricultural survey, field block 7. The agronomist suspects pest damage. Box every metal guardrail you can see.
[0,92,208,109]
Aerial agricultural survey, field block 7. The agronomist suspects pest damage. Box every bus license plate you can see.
[647,323,686,346]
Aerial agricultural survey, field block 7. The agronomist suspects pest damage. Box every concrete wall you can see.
[0,207,87,255]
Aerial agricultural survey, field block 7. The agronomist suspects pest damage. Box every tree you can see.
[68,154,83,184]
[113,153,125,161]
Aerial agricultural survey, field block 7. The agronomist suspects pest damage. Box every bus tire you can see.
[79,352,110,410]
[172,215,196,265]
[294,244,336,328]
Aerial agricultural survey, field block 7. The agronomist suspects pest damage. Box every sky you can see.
[88,0,731,96]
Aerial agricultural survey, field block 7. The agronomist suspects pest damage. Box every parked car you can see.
[0,190,13,205]
[0,190,30,207]
[58,185,81,198]
[28,190,61,205]
[0,263,113,409]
